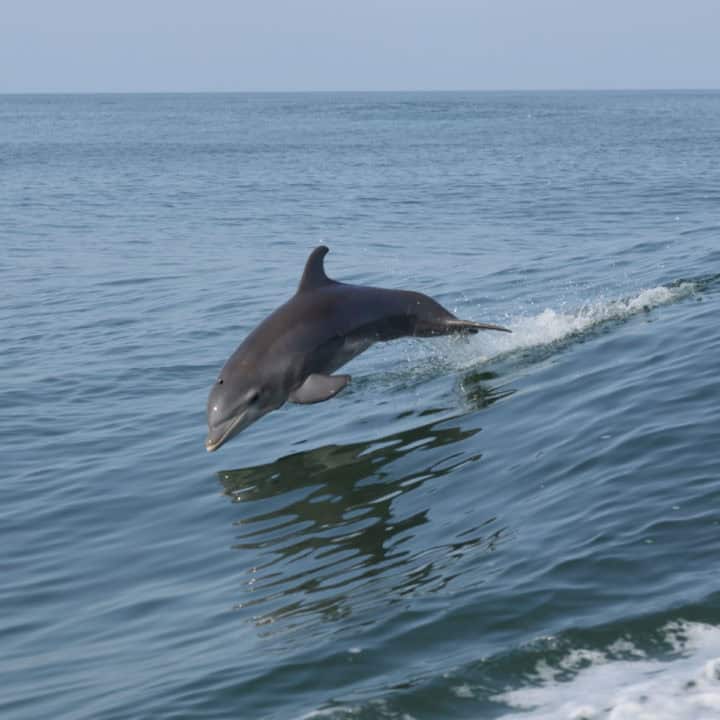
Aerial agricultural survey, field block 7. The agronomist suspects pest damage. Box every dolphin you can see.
[205,246,510,451]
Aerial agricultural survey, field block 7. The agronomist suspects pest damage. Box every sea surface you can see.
[2,91,720,719]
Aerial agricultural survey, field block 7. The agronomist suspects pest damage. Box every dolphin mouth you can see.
[205,411,248,452]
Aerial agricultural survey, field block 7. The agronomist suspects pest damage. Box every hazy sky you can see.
[2,0,718,93]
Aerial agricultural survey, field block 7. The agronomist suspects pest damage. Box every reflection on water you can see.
[219,403,510,638]
[459,369,516,409]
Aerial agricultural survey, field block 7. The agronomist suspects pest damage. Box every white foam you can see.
[449,281,696,369]
[495,621,720,720]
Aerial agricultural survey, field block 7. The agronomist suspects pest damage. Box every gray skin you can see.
[205,246,510,451]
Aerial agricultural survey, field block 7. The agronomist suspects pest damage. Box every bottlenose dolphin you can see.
[205,246,510,451]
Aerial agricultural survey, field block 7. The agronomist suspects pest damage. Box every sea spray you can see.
[449,281,698,371]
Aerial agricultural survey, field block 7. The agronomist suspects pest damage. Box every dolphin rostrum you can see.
[205,246,510,451]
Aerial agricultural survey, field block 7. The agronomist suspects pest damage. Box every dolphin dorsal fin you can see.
[298,245,335,293]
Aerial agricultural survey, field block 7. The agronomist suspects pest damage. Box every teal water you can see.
[2,91,720,719]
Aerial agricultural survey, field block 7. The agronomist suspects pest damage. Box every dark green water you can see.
[2,91,720,719]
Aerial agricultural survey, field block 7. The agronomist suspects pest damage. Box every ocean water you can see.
[2,91,720,719]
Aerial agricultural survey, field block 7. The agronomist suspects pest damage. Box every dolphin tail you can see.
[445,319,512,334]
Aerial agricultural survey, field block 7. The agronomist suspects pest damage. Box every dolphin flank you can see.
[205,246,510,451]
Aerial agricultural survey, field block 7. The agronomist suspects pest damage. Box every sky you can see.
[1,0,718,93]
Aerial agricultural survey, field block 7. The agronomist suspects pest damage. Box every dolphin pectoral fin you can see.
[289,373,351,404]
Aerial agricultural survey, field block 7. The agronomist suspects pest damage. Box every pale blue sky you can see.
[2,0,718,93]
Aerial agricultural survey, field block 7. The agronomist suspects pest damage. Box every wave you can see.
[495,620,720,720]
[363,279,700,398]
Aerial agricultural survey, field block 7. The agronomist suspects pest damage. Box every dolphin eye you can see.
[217,378,223,385]
[248,390,260,405]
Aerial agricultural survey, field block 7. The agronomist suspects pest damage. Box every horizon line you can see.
[1,87,719,97]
